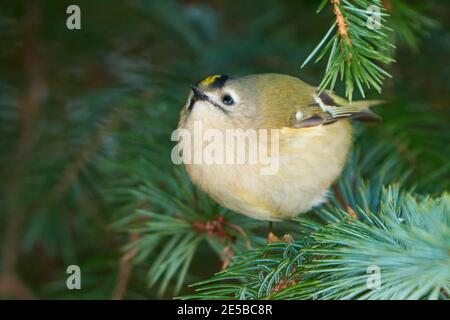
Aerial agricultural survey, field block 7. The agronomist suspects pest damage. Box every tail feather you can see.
[348,100,384,122]
[325,99,384,122]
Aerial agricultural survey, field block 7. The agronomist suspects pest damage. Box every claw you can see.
[267,232,280,244]
[267,232,294,244]
[281,234,294,244]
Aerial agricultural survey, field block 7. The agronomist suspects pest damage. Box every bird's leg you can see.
[267,221,294,244]
[267,221,279,243]
[332,183,358,219]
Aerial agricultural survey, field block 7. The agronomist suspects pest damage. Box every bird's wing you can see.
[289,91,383,129]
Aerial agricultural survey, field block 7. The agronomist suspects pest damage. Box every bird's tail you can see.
[326,99,384,122]
[347,100,384,122]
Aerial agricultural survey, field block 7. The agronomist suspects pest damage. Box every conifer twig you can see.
[185,187,450,300]
[332,0,351,47]
[111,233,140,300]
[0,0,45,299]
[302,0,394,100]
[47,108,125,207]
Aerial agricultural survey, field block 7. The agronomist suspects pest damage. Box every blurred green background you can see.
[0,0,449,299]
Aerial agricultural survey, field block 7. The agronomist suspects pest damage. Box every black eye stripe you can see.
[187,97,195,111]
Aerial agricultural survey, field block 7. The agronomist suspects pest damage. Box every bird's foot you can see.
[267,232,294,244]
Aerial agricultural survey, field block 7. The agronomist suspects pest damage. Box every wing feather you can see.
[290,91,383,128]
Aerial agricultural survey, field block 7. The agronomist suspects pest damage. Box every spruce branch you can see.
[112,165,268,296]
[0,0,447,300]
[112,130,416,298]
[111,232,140,300]
[387,0,438,51]
[302,0,395,101]
[332,0,352,47]
[184,186,450,300]
[303,0,437,100]
[182,137,448,300]
[0,1,45,299]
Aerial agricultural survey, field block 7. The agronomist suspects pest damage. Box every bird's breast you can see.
[179,118,352,220]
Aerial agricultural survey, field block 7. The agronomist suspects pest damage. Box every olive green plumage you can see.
[190,73,382,129]
[178,73,382,221]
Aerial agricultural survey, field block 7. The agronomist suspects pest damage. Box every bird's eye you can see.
[222,94,234,106]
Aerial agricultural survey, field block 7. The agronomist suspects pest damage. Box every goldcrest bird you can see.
[177,74,381,223]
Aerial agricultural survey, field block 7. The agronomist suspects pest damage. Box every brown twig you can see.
[192,216,235,241]
[383,0,392,12]
[220,246,233,270]
[228,223,252,249]
[0,0,46,300]
[192,216,243,269]
[111,233,140,300]
[267,267,301,297]
[331,0,352,47]
[270,276,298,295]
[331,0,353,61]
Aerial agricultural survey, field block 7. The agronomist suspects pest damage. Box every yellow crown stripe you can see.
[200,75,221,86]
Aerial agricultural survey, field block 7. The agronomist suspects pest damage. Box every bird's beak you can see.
[191,86,209,101]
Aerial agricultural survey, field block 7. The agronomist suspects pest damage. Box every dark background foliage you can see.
[0,0,448,299]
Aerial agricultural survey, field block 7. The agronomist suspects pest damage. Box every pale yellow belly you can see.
[184,121,352,221]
